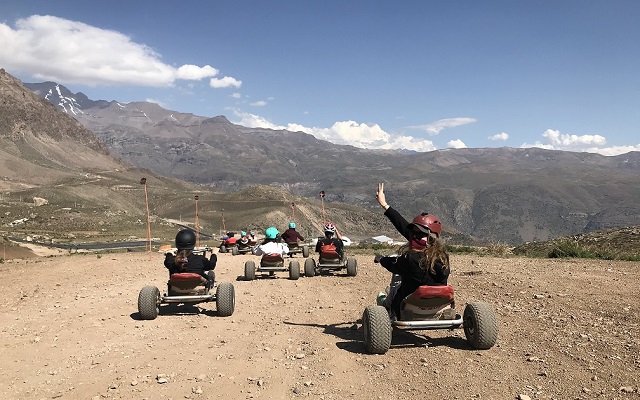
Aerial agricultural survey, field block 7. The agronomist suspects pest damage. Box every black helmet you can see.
[175,229,196,250]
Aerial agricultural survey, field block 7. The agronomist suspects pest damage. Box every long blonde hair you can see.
[399,235,450,275]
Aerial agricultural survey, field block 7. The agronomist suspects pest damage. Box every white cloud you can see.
[520,129,640,156]
[250,100,267,107]
[175,65,219,80]
[489,132,509,141]
[447,139,467,149]
[231,110,437,152]
[210,76,242,88]
[230,92,242,99]
[0,15,238,88]
[542,129,606,147]
[407,117,477,135]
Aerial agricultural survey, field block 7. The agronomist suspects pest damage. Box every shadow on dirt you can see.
[129,304,219,320]
[284,320,471,353]
[284,320,365,353]
[391,330,470,350]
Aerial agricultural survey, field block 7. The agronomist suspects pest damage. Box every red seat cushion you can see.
[169,272,205,283]
[262,254,284,263]
[408,285,454,301]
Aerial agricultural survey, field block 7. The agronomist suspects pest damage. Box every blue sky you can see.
[1,1,639,155]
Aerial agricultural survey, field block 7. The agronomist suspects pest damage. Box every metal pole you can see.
[140,178,152,259]
[194,195,200,249]
[291,202,295,222]
[319,191,326,225]
[221,209,226,233]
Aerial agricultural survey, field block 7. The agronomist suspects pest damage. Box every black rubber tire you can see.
[289,261,300,280]
[362,305,392,354]
[232,246,239,256]
[302,246,309,258]
[216,282,235,317]
[244,260,256,281]
[463,301,499,349]
[138,286,160,320]
[346,257,357,276]
[304,258,315,277]
[220,245,227,253]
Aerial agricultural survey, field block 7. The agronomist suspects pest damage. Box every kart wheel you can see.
[220,245,227,253]
[244,260,256,281]
[289,260,300,280]
[362,305,392,354]
[232,246,239,256]
[138,286,160,320]
[302,245,309,258]
[304,258,316,277]
[463,301,498,349]
[216,282,235,317]
[346,257,357,276]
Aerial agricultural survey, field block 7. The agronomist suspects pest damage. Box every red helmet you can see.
[324,222,336,233]
[408,213,442,237]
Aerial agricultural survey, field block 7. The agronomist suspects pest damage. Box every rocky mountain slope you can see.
[22,79,640,244]
[1,72,391,247]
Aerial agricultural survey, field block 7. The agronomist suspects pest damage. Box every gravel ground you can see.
[0,250,638,400]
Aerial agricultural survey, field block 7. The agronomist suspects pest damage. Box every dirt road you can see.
[1,251,638,399]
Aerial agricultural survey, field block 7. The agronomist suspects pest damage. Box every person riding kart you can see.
[238,231,253,246]
[253,227,289,257]
[164,229,218,288]
[374,183,450,319]
[281,222,305,244]
[315,222,344,259]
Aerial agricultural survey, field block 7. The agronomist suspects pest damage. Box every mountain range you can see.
[16,76,640,245]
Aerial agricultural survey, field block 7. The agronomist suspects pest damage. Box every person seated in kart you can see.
[281,222,305,245]
[374,183,450,319]
[252,227,290,257]
[164,229,218,288]
[220,231,237,248]
[237,231,251,247]
[315,222,344,259]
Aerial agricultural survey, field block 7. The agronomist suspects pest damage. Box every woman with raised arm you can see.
[375,183,450,319]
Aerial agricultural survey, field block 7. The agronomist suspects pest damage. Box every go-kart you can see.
[303,246,357,277]
[219,237,238,255]
[137,248,235,320]
[362,274,498,354]
[244,253,300,280]
[230,236,255,256]
[285,241,310,258]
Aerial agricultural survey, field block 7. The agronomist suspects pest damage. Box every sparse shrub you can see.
[96,254,102,259]
[0,258,4,264]
[485,242,512,257]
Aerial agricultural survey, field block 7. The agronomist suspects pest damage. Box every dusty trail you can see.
[0,252,638,399]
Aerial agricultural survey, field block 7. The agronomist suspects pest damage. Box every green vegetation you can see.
[513,237,640,261]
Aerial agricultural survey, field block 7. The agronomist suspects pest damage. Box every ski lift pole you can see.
[319,191,326,225]
[140,178,152,260]
[194,195,200,249]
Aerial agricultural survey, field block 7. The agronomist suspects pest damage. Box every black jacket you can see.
[164,253,216,279]
[380,207,449,317]
[315,237,344,257]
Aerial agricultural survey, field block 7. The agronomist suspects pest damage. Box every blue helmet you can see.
[241,231,247,237]
[265,227,279,239]
[289,222,296,229]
